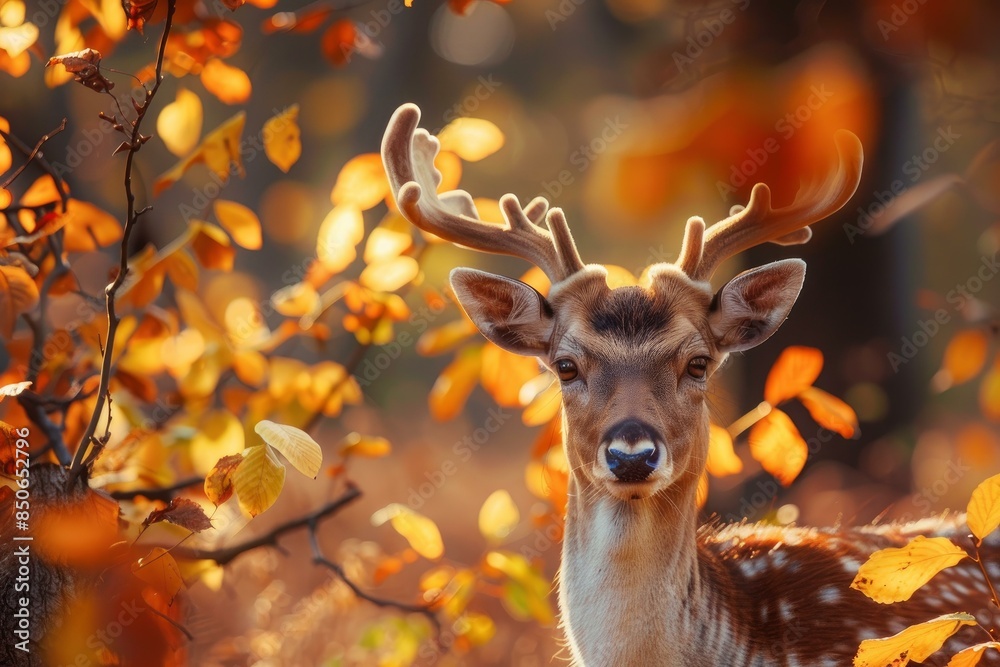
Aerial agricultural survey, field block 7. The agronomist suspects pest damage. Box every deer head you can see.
[381,103,863,508]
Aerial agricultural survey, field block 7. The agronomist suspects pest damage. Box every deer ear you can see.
[709,259,805,353]
[450,268,553,356]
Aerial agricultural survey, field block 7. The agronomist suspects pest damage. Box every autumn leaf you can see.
[254,420,323,478]
[798,386,859,438]
[429,345,483,421]
[132,548,185,601]
[478,489,519,543]
[320,19,357,67]
[764,346,824,405]
[200,58,252,104]
[271,282,321,318]
[233,444,286,517]
[748,408,808,486]
[364,215,412,264]
[204,453,244,505]
[0,264,40,337]
[359,256,420,292]
[331,153,389,211]
[854,613,976,667]
[214,200,262,249]
[263,105,301,172]
[706,423,743,476]
[61,199,122,251]
[851,536,968,604]
[154,112,246,195]
[189,220,236,270]
[371,504,444,559]
[438,117,505,162]
[967,473,1000,545]
[935,329,990,391]
[142,497,213,532]
[340,432,391,458]
[46,48,114,92]
[316,204,365,272]
[0,380,31,399]
[417,318,479,356]
[481,344,542,408]
[486,550,555,625]
[157,87,203,156]
[948,642,1000,667]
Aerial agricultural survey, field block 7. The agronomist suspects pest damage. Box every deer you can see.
[381,103,1000,666]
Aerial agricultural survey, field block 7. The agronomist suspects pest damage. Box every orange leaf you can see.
[200,58,252,104]
[331,153,389,211]
[321,19,357,67]
[416,318,478,356]
[154,112,245,196]
[764,346,824,405]
[62,199,122,251]
[0,264,39,337]
[213,200,262,249]
[706,423,742,476]
[156,87,203,156]
[429,346,482,421]
[189,221,235,271]
[481,343,542,408]
[935,329,990,391]
[263,105,301,173]
[316,205,364,272]
[748,408,808,486]
[359,256,420,292]
[798,386,859,438]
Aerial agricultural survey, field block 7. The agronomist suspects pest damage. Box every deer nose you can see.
[603,420,662,483]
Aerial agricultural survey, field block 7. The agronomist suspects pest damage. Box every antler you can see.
[678,130,864,282]
[381,103,585,284]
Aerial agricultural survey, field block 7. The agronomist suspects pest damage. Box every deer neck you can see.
[560,470,723,666]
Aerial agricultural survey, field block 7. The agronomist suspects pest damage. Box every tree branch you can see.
[109,477,205,502]
[69,0,177,484]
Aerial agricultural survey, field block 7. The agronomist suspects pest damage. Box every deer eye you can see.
[555,359,579,382]
[687,356,709,379]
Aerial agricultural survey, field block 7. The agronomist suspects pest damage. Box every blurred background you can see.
[2,0,1000,664]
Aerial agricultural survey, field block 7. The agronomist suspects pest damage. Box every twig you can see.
[109,477,205,502]
[308,521,443,641]
[0,120,70,206]
[974,542,1000,612]
[69,0,177,484]
[170,482,362,565]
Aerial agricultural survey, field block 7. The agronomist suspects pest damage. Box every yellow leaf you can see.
[371,504,444,560]
[154,112,245,196]
[271,281,321,317]
[200,58,252,104]
[968,473,1000,544]
[438,568,476,618]
[706,423,742,476]
[339,432,391,458]
[937,329,990,390]
[363,214,413,264]
[798,386,859,438]
[359,255,420,292]
[454,612,495,646]
[850,536,968,604]
[435,150,462,193]
[232,348,268,386]
[437,117,505,162]
[748,408,807,486]
[331,153,389,211]
[478,489,519,543]
[132,548,185,600]
[189,220,236,271]
[416,318,478,356]
[316,204,364,273]
[853,613,976,667]
[486,550,554,625]
[156,87,203,156]
[254,419,323,478]
[214,200,262,249]
[764,346,824,405]
[233,444,286,517]
[0,265,39,337]
[429,345,482,421]
[186,409,245,475]
[947,642,1000,667]
[263,104,301,173]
